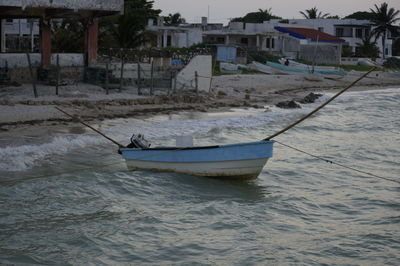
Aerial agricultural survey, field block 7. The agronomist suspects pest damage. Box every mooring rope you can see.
[263,67,376,140]
[275,140,400,185]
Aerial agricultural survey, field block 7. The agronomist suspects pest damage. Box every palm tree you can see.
[99,0,161,48]
[231,8,281,23]
[258,8,273,15]
[370,2,400,59]
[300,7,330,19]
[357,33,380,58]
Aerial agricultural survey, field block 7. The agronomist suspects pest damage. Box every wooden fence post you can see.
[195,71,199,94]
[55,54,60,96]
[150,60,154,96]
[173,72,177,95]
[105,61,109,95]
[26,53,38,98]
[119,54,124,92]
[137,62,141,95]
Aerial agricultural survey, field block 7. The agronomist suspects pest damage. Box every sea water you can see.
[0,88,399,265]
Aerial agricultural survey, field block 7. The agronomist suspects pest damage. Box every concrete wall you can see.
[176,55,212,92]
[299,45,341,65]
[0,53,84,68]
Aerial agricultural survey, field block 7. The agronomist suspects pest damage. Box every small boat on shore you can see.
[249,61,288,75]
[219,62,239,73]
[119,137,274,179]
[268,61,346,77]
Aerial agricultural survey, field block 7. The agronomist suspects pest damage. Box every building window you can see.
[318,27,324,32]
[216,37,225,43]
[167,35,172,47]
[355,28,363,38]
[336,27,352,37]
[241,37,248,45]
[243,23,246,30]
[336,28,344,37]
[266,38,275,49]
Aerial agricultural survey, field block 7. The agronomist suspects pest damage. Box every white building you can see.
[146,17,396,62]
[276,19,393,59]
[146,17,223,48]
[204,21,344,64]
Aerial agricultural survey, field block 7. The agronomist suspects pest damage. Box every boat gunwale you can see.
[124,157,271,164]
[119,140,274,152]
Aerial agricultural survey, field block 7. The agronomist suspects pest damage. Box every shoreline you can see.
[0,71,399,145]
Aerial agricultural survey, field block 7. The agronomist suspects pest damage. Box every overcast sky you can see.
[153,0,400,24]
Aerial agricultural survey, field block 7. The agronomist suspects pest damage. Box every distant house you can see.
[145,17,393,64]
[278,19,393,59]
[146,17,223,48]
[203,21,343,64]
[203,22,283,53]
[274,26,344,64]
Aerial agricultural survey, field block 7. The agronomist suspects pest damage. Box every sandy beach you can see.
[0,70,399,142]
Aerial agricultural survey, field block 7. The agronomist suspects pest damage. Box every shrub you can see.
[383,57,400,69]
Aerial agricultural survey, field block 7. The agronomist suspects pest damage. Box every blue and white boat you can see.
[119,139,274,179]
[267,61,346,76]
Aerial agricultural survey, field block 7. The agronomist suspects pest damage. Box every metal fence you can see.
[86,47,212,95]
[0,47,212,97]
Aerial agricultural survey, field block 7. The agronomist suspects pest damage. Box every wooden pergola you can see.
[0,0,124,68]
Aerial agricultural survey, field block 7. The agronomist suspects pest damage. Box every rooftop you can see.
[275,26,345,43]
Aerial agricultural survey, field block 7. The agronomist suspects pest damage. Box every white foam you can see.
[0,135,104,172]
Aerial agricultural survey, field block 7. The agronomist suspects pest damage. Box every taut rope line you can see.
[55,107,126,148]
[263,67,376,141]
[275,140,400,185]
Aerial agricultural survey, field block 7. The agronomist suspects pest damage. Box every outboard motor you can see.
[127,134,151,149]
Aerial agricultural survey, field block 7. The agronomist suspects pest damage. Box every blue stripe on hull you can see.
[120,140,274,163]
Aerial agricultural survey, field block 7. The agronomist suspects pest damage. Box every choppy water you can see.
[1,88,399,265]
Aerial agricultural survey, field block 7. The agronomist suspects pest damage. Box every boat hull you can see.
[120,141,274,179]
[125,158,270,179]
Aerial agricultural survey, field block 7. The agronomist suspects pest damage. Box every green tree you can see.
[357,33,380,58]
[345,11,376,20]
[99,0,161,48]
[326,15,340,19]
[370,2,400,59]
[52,19,85,52]
[231,8,281,23]
[164,13,186,26]
[300,7,330,19]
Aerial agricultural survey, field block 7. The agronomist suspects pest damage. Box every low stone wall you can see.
[0,53,84,68]
[9,67,84,84]
[0,53,85,83]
